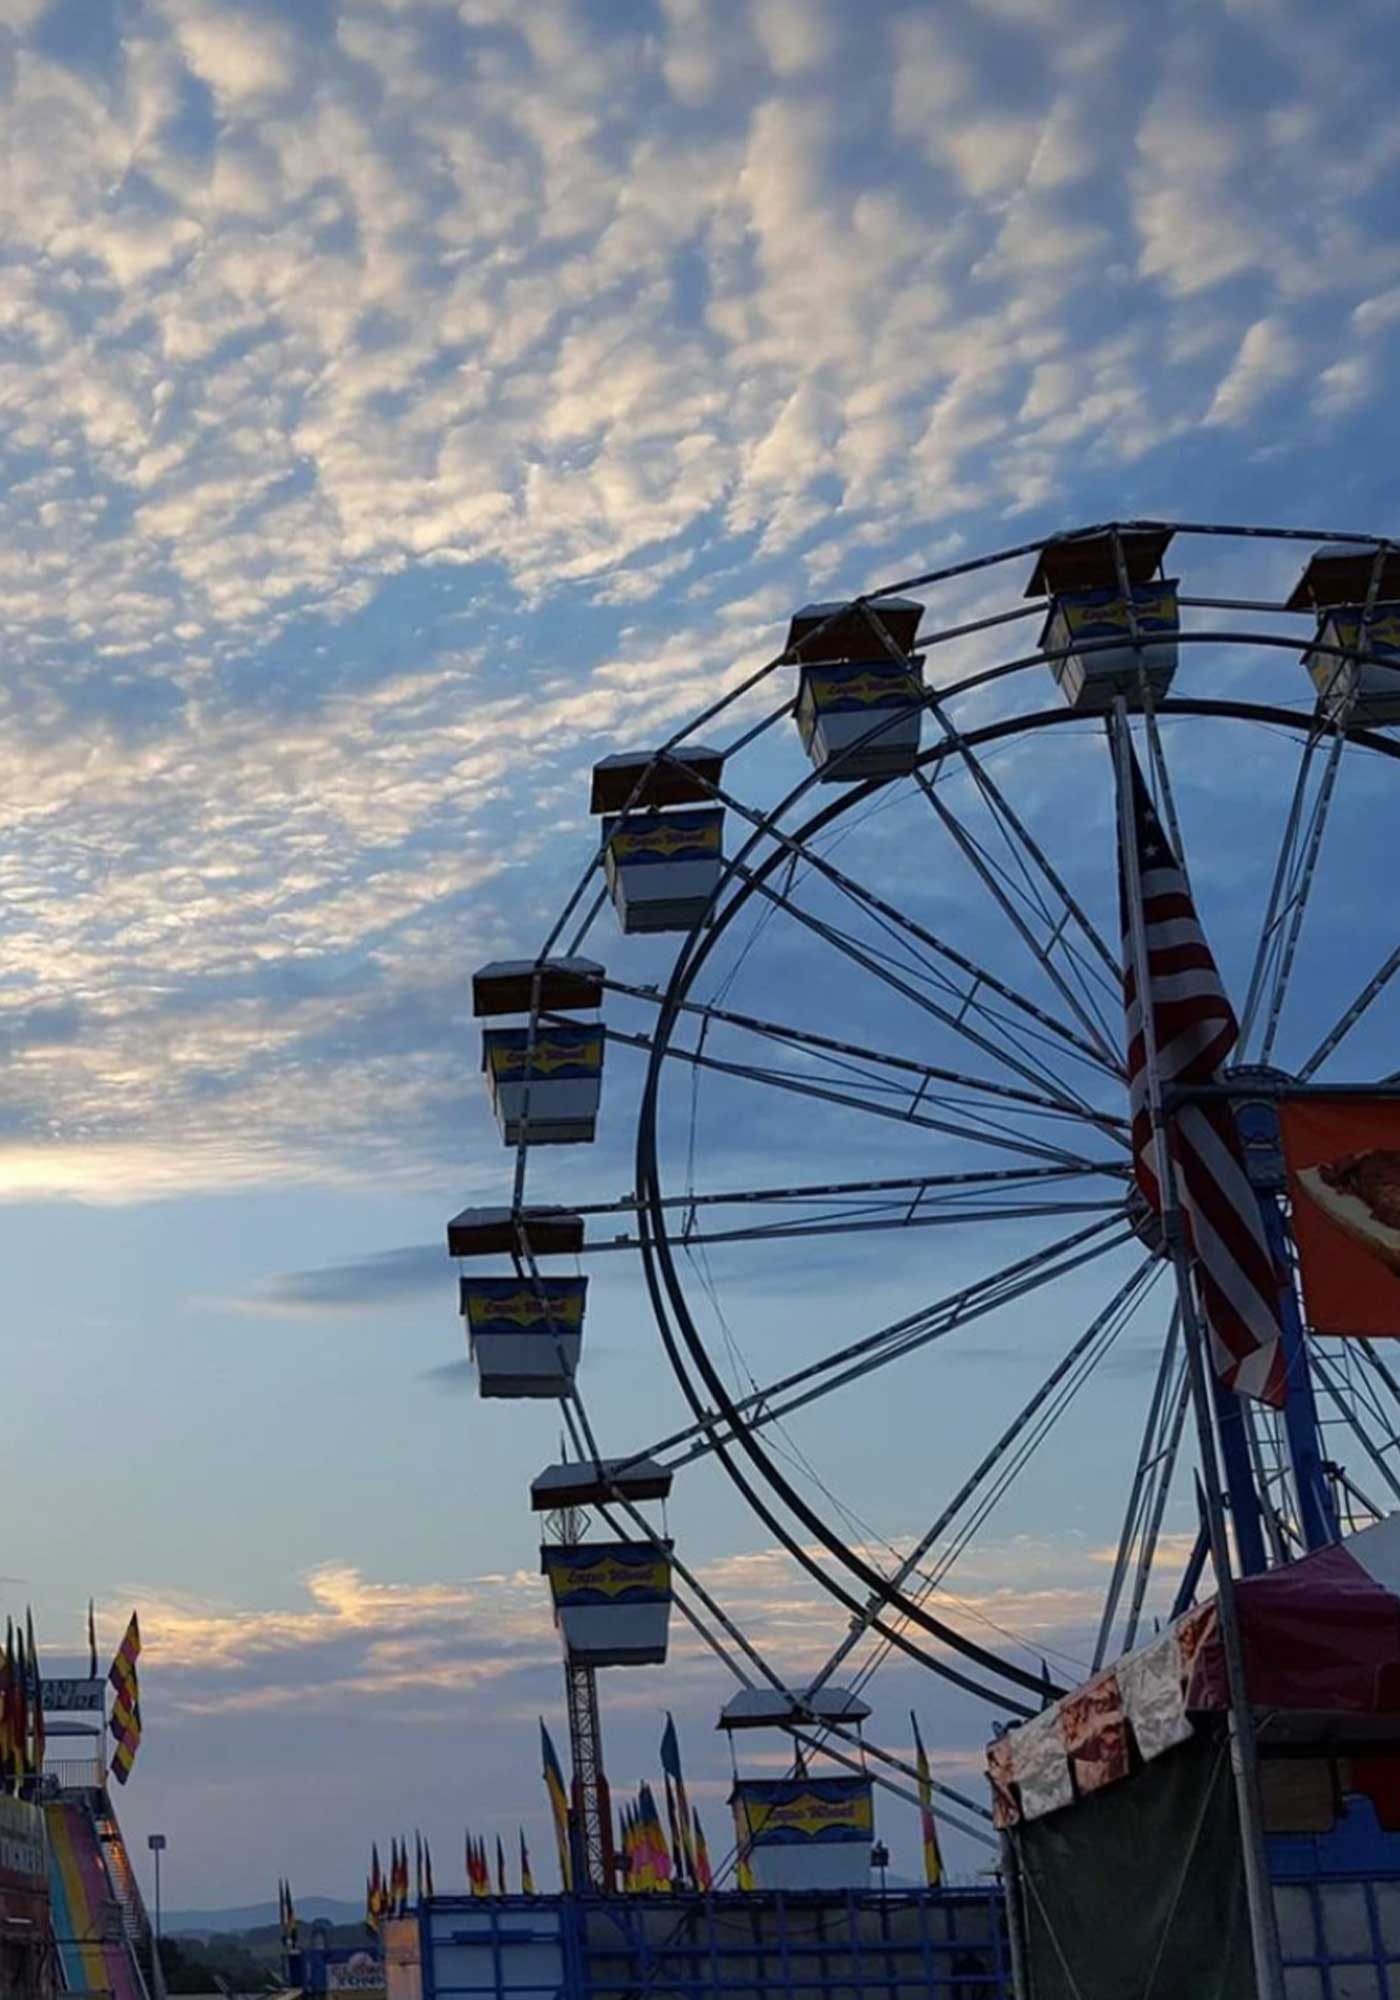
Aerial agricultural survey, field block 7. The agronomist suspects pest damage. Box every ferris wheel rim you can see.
[625,691,1400,1705]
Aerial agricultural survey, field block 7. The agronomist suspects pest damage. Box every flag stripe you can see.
[1118,749,1285,1408]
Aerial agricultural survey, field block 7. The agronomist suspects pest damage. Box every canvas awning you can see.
[990,1514,1400,1826]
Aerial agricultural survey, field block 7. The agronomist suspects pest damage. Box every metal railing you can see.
[45,1757,104,1791]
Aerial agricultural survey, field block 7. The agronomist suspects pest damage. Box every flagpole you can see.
[1110,697,1284,2000]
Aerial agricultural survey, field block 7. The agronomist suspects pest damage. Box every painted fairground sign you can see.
[40,1678,104,1713]
[1282,1097,1400,1337]
[733,1776,874,1847]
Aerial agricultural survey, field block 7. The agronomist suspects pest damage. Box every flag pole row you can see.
[339,1702,947,1918]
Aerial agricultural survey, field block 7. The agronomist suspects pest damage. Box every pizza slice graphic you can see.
[1297,1148,1400,1278]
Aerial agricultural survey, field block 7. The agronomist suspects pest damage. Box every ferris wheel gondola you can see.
[447,518,1400,1891]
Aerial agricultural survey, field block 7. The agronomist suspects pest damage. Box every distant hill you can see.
[167,1896,365,1936]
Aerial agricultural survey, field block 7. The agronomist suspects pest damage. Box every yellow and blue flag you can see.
[107,1611,141,1785]
[911,1712,943,1887]
[660,1713,696,1885]
[540,1719,573,1891]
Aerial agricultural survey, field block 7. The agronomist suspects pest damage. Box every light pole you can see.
[147,1835,166,1946]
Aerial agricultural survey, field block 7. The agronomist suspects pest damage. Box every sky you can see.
[5,0,1400,1915]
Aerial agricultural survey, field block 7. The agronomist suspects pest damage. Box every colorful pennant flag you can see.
[423,1835,434,1902]
[660,1715,696,1887]
[108,1611,142,1785]
[12,1627,29,1785]
[367,1843,384,1931]
[910,1712,943,1888]
[692,1808,713,1893]
[520,1828,536,1897]
[87,1600,98,1681]
[496,1833,507,1897]
[649,1783,674,1889]
[734,1791,755,1892]
[25,1611,42,1779]
[540,1719,573,1892]
[664,1774,688,1892]
[0,1623,12,1790]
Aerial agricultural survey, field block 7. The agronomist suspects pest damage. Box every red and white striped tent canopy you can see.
[988,1514,1400,1827]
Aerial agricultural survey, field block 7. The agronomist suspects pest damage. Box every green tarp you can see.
[1014,1733,1254,1999]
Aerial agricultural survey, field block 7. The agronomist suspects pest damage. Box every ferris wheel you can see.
[448,521,1400,1890]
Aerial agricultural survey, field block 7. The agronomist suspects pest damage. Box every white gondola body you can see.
[603,808,724,933]
[481,1023,603,1145]
[1304,606,1400,724]
[1042,580,1180,712]
[732,1777,874,1892]
[460,1276,585,1398]
[795,658,924,780]
[541,1540,673,1666]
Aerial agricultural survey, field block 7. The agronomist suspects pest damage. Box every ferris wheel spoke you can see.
[648,1216,1135,1472]
[803,1253,1161,1698]
[859,597,1124,1002]
[604,974,1128,1133]
[1357,1340,1400,1424]
[911,770,1122,1064]
[1310,1346,1400,1506]
[731,860,1119,1116]
[1092,1302,1183,1669]
[1237,726,1345,1063]
[785,1728,998,1848]
[579,1200,1127,1256]
[1297,939,1400,1080]
[560,1162,1129,1252]
[1237,730,1322,1048]
[704,774,1122,1086]
[594,1015,1121,1169]
[1118,1358,1192,1657]
[569,1162,1122,1222]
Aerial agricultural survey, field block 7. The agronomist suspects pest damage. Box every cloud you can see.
[0,0,1384,1220]
[96,1524,1180,1721]
[421,1358,474,1393]
[46,1520,1198,1899]
[1205,316,1301,426]
[752,0,836,75]
[167,4,297,102]
[248,1244,444,1313]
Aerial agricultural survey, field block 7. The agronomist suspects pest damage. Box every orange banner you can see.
[1281,1097,1400,1337]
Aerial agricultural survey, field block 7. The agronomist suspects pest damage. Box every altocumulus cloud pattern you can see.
[0,0,1395,1207]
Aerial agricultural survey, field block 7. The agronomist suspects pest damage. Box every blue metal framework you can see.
[1273,1876,1400,1994]
[419,1888,1012,2000]
[1269,1796,1400,1996]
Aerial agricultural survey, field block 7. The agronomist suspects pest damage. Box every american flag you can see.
[1119,750,1286,1407]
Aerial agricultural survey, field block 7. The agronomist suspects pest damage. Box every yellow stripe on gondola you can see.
[549,1556,671,1599]
[807,671,919,707]
[1331,613,1400,652]
[744,1791,874,1840]
[465,1291,585,1328]
[609,822,721,860]
[1059,593,1176,636]
[487,1039,603,1077]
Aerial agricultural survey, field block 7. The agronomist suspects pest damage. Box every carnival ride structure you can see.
[43,1675,152,1999]
[447,522,1400,1982]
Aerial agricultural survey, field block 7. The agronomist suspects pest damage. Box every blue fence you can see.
[419,1888,1012,2000]
[1270,1792,1400,1996]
